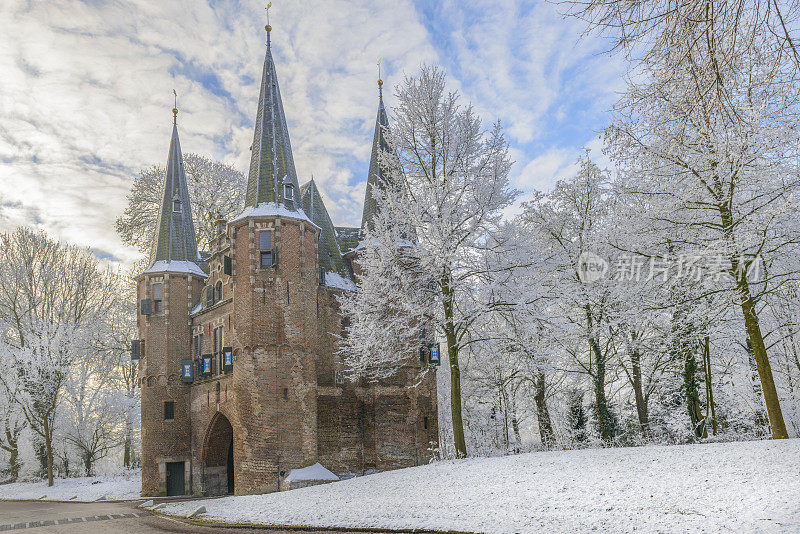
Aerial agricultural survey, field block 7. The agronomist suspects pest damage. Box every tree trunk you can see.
[83,449,94,477]
[511,413,523,449]
[123,413,133,468]
[683,349,704,437]
[442,275,467,457]
[43,419,54,486]
[630,345,649,436]
[124,437,131,469]
[446,327,466,457]
[534,371,555,446]
[702,335,717,436]
[589,335,613,441]
[1,422,22,482]
[740,292,788,438]
[719,202,788,439]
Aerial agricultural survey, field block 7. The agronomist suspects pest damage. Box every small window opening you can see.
[284,184,294,200]
[194,333,203,359]
[259,231,272,250]
[283,387,288,400]
[164,401,175,420]
[215,281,223,302]
[153,283,163,314]
[214,326,223,375]
[259,231,274,268]
[173,199,181,213]
[424,416,429,430]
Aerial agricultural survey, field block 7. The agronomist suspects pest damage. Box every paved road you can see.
[0,500,358,533]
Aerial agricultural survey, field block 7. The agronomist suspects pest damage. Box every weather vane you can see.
[377,58,383,87]
[172,89,178,123]
[266,2,272,26]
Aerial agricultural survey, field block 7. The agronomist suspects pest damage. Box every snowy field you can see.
[156,439,800,533]
[0,470,141,502]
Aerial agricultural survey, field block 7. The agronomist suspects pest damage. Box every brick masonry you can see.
[137,215,438,497]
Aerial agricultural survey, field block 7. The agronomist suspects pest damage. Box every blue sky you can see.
[0,0,625,266]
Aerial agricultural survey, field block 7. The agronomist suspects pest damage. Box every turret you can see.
[225,23,321,495]
[137,105,206,496]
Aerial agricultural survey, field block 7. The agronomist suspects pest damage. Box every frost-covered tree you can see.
[0,400,25,482]
[517,154,622,441]
[603,15,800,438]
[0,228,116,485]
[116,154,246,259]
[340,66,517,457]
[562,0,800,70]
[62,339,125,476]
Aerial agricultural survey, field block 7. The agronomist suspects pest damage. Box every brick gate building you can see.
[135,24,438,497]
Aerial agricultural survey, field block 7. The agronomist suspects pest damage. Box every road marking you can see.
[0,512,144,531]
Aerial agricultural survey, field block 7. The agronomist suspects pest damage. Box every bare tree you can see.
[116,154,246,259]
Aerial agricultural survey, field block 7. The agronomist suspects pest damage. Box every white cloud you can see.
[0,0,623,267]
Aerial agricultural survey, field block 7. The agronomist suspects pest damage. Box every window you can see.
[205,285,215,307]
[173,199,181,213]
[259,230,274,268]
[424,416,429,430]
[215,281,223,302]
[259,231,272,250]
[152,283,163,314]
[213,326,223,375]
[164,401,175,420]
[284,184,294,200]
[283,387,288,400]
[194,333,203,360]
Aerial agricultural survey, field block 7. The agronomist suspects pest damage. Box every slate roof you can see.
[335,226,361,255]
[148,112,204,275]
[300,180,352,283]
[245,28,303,214]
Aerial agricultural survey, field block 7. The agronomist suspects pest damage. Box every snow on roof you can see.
[323,271,356,292]
[231,202,318,228]
[143,260,207,278]
[190,300,203,315]
[283,463,339,483]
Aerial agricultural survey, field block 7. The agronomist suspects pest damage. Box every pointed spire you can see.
[244,17,302,211]
[148,105,202,273]
[360,76,392,234]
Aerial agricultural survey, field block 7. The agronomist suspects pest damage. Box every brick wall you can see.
[139,215,439,498]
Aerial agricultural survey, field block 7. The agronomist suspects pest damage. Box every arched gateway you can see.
[202,413,234,495]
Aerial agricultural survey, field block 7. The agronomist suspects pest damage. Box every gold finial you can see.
[377,58,383,86]
[172,89,178,124]
[265,2,272,32]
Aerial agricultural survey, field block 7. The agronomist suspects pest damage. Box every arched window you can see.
[216,281,223,302]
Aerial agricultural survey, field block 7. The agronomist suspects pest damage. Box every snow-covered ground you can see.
[0,470,141,502]
[156,439,800,533]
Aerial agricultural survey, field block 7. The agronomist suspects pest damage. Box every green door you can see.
[166,462,185,496]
